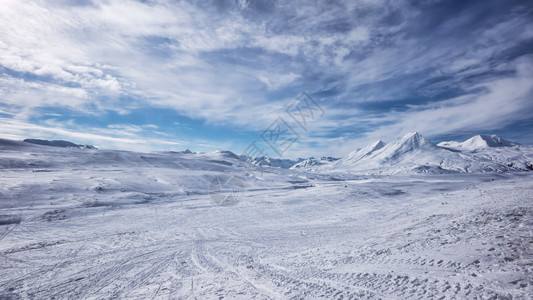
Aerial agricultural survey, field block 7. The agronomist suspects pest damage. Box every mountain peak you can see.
[397,132,433,149]
[370,140,386,149]
[213,150,240,159]
[361,140,387,154]
[475,134,517,147]
[401,132,424,141]
[446,134,518,150]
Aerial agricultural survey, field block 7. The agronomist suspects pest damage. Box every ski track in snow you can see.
[1,142,532,299]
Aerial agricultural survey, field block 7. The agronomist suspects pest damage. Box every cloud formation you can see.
[0,0,532,157]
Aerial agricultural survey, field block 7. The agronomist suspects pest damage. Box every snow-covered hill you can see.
[0,137,334,208]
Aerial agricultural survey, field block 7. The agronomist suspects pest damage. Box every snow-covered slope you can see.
[327,133,533,174]
[340,140,386,165]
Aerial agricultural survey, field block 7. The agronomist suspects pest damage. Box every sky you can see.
[0,0,532,158]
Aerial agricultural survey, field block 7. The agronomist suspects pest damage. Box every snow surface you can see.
[1,137,532,299]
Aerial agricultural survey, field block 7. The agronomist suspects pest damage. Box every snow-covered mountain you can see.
[290,156,339,170]
[438,134,518,150]
[323,133,533,174]
[4,134,532,175]
[236,132,532,173]
[330,132,462,173]
[243,156,305,169]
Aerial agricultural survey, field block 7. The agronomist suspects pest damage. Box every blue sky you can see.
[0,0,532,158]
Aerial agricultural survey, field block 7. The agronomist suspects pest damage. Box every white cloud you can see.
[0,0,373,127]
[252,34,307,56]
[255,72,301,90]
[0,0,531,155]
[350,56,533,150]
[346,27,370,43]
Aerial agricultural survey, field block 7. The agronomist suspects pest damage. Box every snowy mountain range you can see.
[243,133,532,174]
[321,133,533,174]
[2,133,532,174]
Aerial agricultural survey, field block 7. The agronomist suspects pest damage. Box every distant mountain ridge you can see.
[23,139,97,149]
[10,134,532,174]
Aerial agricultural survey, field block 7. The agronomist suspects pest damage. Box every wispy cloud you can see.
[0,0,532,156]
